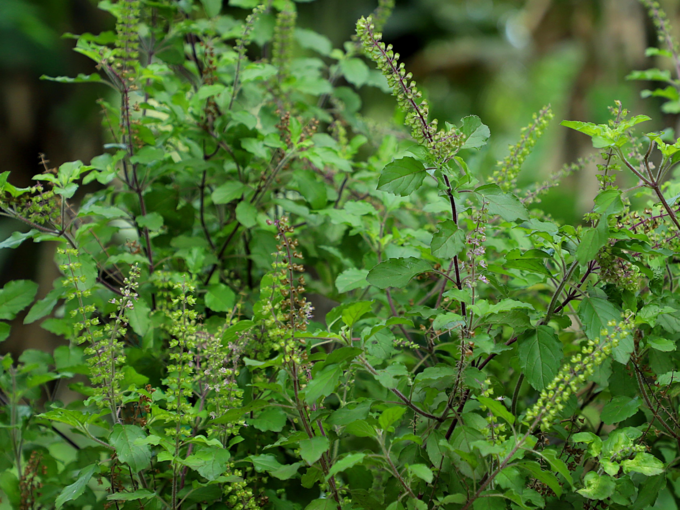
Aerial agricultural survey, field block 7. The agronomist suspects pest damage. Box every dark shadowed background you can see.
[0,0,676,355]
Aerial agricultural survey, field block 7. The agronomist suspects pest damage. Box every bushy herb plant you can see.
[0,0,679,509]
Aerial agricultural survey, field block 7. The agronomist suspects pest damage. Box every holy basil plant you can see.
[0,0,678,509]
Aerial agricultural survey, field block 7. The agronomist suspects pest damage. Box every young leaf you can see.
[577,472,616,500]
[377,157,427,196]
[460,115,490,150]
[621,452,664,476]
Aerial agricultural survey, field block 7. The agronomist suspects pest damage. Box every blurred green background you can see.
[0,0,677,354]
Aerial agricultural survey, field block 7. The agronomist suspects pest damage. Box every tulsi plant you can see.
[0,0,679,509]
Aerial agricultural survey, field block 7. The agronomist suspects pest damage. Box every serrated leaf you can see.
[460,115,490,149]
[518,326,563,390]
[367,257,431,289]
[377,157,427,196]
[183,447,231,481]
[341,301,373,327]
[601,396,640,424]
[431,220,465,258]
[110,425,151,472]
[476,184,528,221]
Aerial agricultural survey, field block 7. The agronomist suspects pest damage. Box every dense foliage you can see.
[1,0,680,509]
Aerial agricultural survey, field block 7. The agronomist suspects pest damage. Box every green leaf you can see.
[476,184,528,221]
[336,268,369,293]
[577,471,616,500]
[0,230,37,250]
[626,69,672,82]
[326,453,365,479]
[249,407,287,432]
[477,396,514,425]
[516,461,563,497]
[206,283,236,312]
[250,454,303,480]
[576,221,608,265]
[299,436,330,464]
[296,170,327,210]
[201,0,221,17]
[183,447,231,481]
[340,58,370,87]
[540,449,574,487]
[137,212,164,231]
[631,474,665,510]
[0,323,9,342]
[408,464,433,483]
[578,297,631,363]
[24,287,60,324]
[305,499,337,510]
[601,396,641,424]
[379,406,406,430]
[242,138,268,159]
[460,115,490,150]
[304,366,342,404]
[236,200,258,228]
[518,326,563,390]
[107,489,155,501]
[212,181,247,204]
[377,157,427,196]
[621,452,664,476]
[431,220,465,258]
[367,257,432,289]
[341,301,373,327]
[110,425,151,472]
[0,280,39,320]
[56,464,98,509]
[594,189,624,217]
[295,28,332,56]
